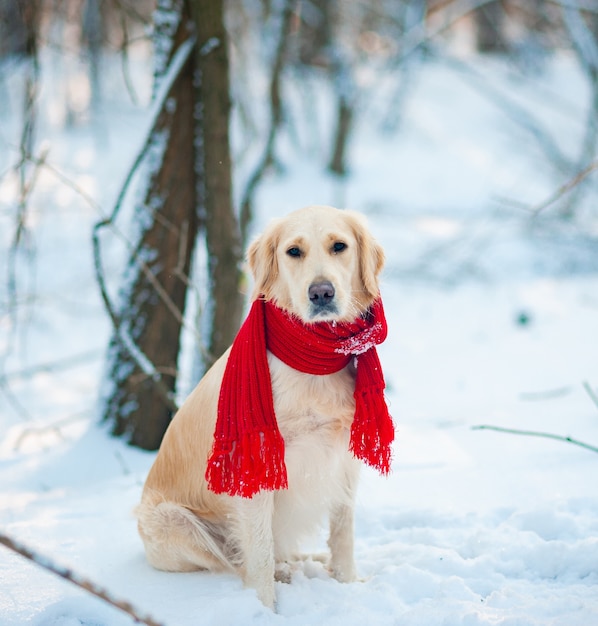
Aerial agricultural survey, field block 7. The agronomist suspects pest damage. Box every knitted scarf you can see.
[205,297,394,498]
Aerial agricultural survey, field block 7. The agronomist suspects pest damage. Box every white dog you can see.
[136,205,392,608]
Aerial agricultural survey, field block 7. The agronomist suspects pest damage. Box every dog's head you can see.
[247,205,385,323]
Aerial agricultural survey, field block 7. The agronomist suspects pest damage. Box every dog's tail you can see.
[136,497,235,573]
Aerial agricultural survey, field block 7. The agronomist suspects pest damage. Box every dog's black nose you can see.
[309,281,335,306]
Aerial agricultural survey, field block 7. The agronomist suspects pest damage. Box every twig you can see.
[395,0,503,65]
[12,411,90,451]
[118,8,139,105]
[519,386,573,401]
[528,160,598,217]
[546,0,598,14]
[472,424,598,454]
[0,532,164,626]
[0,378,35,422]
[0,349,102,384]
[583,381,598,412]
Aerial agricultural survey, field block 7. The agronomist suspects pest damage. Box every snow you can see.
[1,36,598,626]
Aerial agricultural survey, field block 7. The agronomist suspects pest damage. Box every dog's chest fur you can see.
[267,353,359,560]
[268,352,356,440]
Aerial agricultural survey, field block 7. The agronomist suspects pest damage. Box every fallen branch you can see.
[0,532,164,626]
[472,424,598,455]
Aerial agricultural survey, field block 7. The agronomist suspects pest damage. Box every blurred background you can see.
[0,0,597,449]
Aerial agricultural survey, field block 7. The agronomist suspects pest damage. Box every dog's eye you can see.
[286,247,302,258]
[332,241,347,254]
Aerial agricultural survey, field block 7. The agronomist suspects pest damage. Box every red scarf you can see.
[205,297,394,498]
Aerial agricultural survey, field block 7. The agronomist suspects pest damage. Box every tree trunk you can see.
[191,0,244,365]
[103,5,199,450]
[328,52,355,177]
[298,0,332,66]
[328,93,353,176]
[103,0,246,448]
[475,1,507,53]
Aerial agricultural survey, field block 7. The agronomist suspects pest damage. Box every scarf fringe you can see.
[205,430,288,498]
[350,386,394,475]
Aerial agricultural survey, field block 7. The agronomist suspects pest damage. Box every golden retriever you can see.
[136,205,386,608]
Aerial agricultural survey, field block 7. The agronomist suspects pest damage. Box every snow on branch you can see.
[0,532,164,626]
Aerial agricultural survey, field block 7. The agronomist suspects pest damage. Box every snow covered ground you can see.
[1,43,597,625]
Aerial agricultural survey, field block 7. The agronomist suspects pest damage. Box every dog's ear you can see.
[247,222,281,301]
[346,211,385,302]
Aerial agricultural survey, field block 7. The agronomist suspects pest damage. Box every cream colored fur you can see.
[136,205,385,608]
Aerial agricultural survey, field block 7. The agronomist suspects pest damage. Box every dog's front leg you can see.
[328,501,357,582]
[236,491,276,609]
[328,462,359,582]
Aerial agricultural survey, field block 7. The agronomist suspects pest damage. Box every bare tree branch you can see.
[0,532,164,626]
[559,1,598,217]
[583,381,598,412]
[519,386,573,401]
[12,411,90,451]
[546,0,598,13]
[496,160,598,215]
[239,0,297,245]
[528,160,598,215]
[0,349,102,385]
[472,424,598,454]
[441,54,572,172]
[0,377,35,422]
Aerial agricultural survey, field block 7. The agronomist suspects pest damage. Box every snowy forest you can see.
[1,1,597,624]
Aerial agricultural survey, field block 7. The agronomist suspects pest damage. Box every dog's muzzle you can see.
[308,281,338,317]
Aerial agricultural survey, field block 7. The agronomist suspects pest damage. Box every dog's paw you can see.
[274,562,294,584]
[329,561,357,583]
[255,582,276,610]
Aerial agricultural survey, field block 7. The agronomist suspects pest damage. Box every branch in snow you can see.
[472,424,598,455]
[0,532,164,626]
